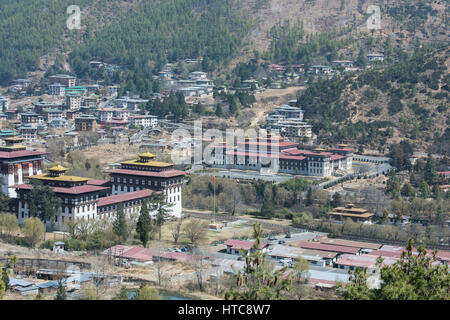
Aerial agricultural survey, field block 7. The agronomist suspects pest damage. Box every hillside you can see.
[1,0,448,84]
[295,45,449,155]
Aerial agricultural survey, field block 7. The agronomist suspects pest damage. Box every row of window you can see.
[111,177,182,186]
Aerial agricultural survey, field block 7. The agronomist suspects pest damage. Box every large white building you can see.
[10,153,187,230]
[66,93,83,110]
[0,137,46,198]
[0,96,9,111]
[106,152,186,218]
[47,83,66,96]
[128,115,158,128]
[209,136,353,177]
[116,96,149,111]
[266,105,312,138]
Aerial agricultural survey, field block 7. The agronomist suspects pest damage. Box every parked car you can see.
[278,240,286,244]
[268,236,277,241]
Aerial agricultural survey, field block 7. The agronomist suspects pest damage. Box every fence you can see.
[0,257,91,272]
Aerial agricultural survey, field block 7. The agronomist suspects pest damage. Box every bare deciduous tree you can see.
[170,218,183,244]
[183,219,208,246]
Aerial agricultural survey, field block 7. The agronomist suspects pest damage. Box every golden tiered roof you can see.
[49,164,68,172]
[121,153,173,168]
[121,159,173,167]
[138,152,155,158]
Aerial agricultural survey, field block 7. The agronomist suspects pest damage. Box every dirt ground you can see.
[325,174,388,193]
[81,143,144,165]
[151,218,269,247]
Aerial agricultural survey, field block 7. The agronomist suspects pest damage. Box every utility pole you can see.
[213,168,216,222]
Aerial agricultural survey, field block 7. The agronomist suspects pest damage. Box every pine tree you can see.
[1,268,9,291]
[113,204,128,244]
[260,199,274,218]
[55,279,66,300]
[215,104,223,117]
[149,193,174,241]
[225,223,293,300]
[305,188,313,206]
[424,155,438,185]
[136,201,152,247]
[331,192,342,208]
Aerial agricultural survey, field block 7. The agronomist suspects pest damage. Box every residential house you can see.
[224,239,269,255]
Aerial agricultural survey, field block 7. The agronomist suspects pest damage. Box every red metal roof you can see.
[336,254,397,269]
[97,189,158,207]
[11,184,109,195]
[330,154,346,160]
[224,239,268,250]
[239,141,298,148]
[437,171,450,175]
[368,246,450,262]
[106,168,186,178]
[0,150,47,159]
[292,241,361,254]
[86,179,109,186]
[279,154,306,161]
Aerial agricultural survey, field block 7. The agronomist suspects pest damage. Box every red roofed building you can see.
[335,254,397,273]
[209,135,353,177]
[224,239,269,255]
[437,171,450,178]
[292,241,362,255]
[96,189,159,219]
[11,164,111,229]
[106,152,186,218]
[0,137,47,198]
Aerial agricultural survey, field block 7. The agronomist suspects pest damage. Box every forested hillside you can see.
[0,0,250,87]
[295,45,449,155]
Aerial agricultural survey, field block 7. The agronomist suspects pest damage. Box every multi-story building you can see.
[106,152,186,218]
[366,53,384,63]
[0,137,46,198]
[327,204,374,222]
[42,109,64,122]
[99,108,130,122]
[13,165,110,230]
[48,74,76,87]
[66,109,81,121]
[47,83,66,96]
[9,152,187,230]
[128,115,158,129]
[18,124,38,142]
[11,79,30,88]
[20,112,40,124]
[65,86,86,96]
[266,105,312,138]
[0,96,9,111]
[33,101,63,115]
[5,109,18,121]
[188,71,207,80]
[83,97,98,107]
[209,136,353,177]
[66,93,83,110]
[331,60,354,68]
[116,96,149,112]
[75,115,97,131]
[269,105,305,120]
